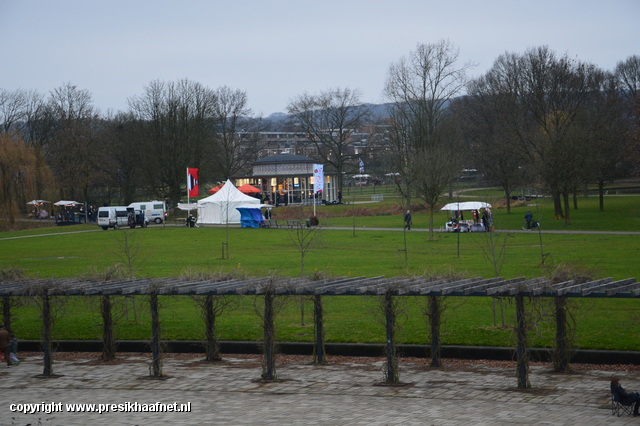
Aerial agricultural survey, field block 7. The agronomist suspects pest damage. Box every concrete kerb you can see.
[18,339,640,365]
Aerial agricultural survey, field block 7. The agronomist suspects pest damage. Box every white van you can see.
[97,206,149,230]
[128,201,167,224]
[97,206,129,230]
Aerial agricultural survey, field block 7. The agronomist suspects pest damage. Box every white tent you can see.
[197,180,263,224]
[440,201,492,211]
[54,200,81,206]
[177,203,198,211]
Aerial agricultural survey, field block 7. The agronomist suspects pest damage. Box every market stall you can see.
[26,200,51,219]
[441,201,493,232]
[53,200,86,225]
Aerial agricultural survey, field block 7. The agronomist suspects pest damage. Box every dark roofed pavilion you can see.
[235,154,338,206]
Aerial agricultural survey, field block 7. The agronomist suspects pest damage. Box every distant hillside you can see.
[263,103,394,129]
[263,100,453,127]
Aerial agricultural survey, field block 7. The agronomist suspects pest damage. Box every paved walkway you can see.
[1,353,635,425]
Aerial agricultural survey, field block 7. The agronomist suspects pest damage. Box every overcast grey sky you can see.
[1,0,638,117]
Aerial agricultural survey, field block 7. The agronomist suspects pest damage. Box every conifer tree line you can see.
[1,43,638,226]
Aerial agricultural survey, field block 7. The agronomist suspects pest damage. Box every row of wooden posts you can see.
[2,285,576,389]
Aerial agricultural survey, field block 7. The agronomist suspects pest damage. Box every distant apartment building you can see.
[246,123,390,162]
[251,132,319,158]
[232,124,391,202]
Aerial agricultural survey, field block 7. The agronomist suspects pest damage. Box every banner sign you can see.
[313,164,324,194]
[187,168,199,198]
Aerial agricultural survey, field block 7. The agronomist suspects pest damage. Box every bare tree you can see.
[286,208,322,277]
[210,86,264,181]
[49,118,110,201]
[470,47,605,224]
[128,79,216,204]
[0,88,29,135]
[0,133,53,226]
[461,59,530,213]
[113,230,143,278]
[286,210,322,326]
[287,88,371,194]
[384,40,472,239]
[615,55,640,176]
[385,107,418,209]
[100,112,144,204]
[18,91,58,199]
[577,70,626,211]
[43,83,109,201]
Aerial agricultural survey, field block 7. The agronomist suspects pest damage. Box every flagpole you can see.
[186,168,190,218]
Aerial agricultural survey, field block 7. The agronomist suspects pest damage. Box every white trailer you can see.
[128,201,167,224]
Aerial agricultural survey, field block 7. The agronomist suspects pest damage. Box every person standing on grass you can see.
[404,210,412,230]
[0,324,10,368]
[482,210,489,231]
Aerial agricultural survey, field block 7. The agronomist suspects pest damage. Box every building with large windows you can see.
[234,153,338,206]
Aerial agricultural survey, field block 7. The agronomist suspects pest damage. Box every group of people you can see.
[446,209,493,232]
[30,206,49,219]
[405,208,494,232]
[0,324,19,368]
[54,205,100,223]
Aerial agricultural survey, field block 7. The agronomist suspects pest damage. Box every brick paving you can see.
[1,353,637,425]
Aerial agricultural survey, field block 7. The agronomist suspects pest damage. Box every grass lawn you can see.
[1,192,639,351]
[1,222,638,279]
[8,294,640,352]
[322,193,640,232]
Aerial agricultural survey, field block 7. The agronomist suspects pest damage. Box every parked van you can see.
[97,206,149,230]
[128,201,167,224]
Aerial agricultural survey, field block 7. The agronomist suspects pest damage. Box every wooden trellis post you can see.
[204,295,221,362]
[262,286,276,381]
[2,296,12,332]
[41,291,53,376]
[515,292,530,389]
[384,290,399,384]
[101,295,116,361]
[150,291,162,377]
[313,295,325,364]
[428,295,442,368]
[554,295,569,372]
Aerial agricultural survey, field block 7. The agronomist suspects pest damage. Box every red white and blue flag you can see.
[187,168,199,198]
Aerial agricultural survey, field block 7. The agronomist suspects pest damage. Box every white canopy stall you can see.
[197,180,265,224]
[440,201,492,211]
[26,200,51,219]
[52,200,85,225]
[441,201,493,232]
